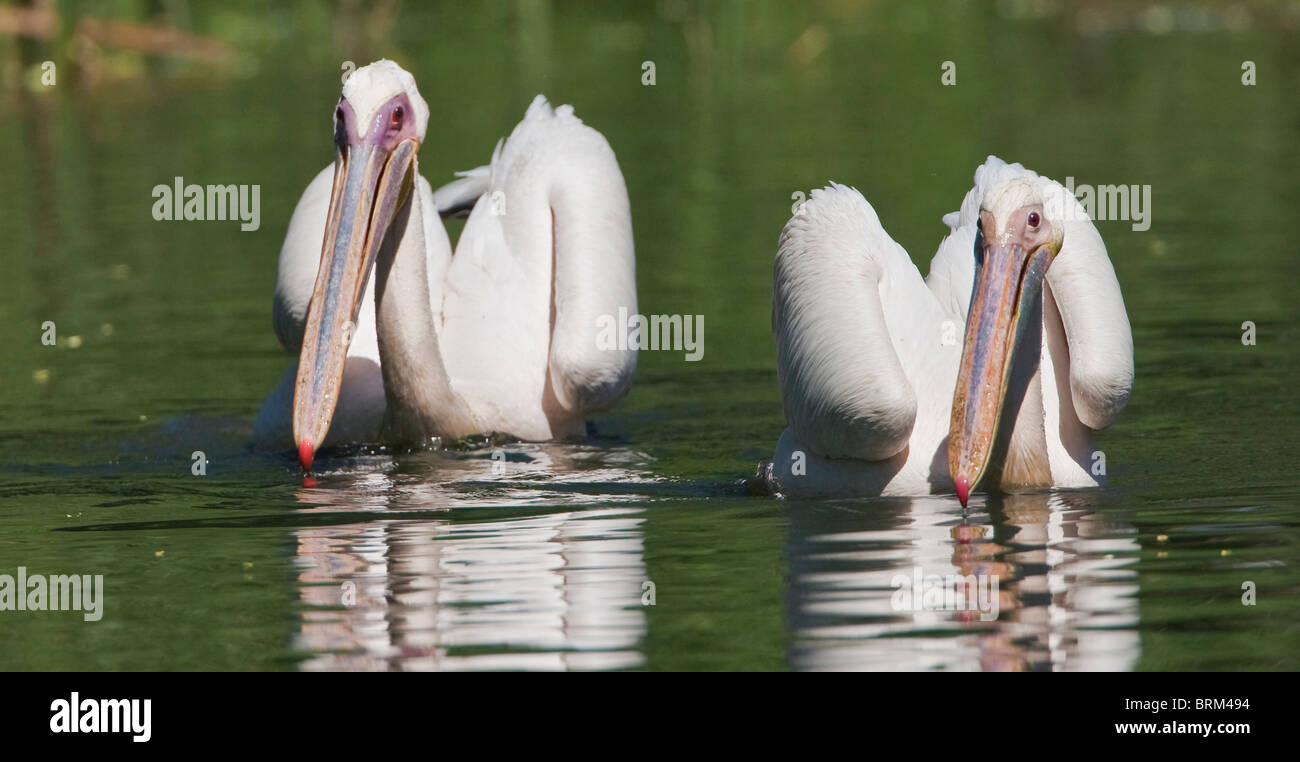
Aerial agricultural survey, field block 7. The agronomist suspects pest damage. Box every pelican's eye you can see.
[334,106,348,149]
[1027,211,1041,228]
[390,106,404,129]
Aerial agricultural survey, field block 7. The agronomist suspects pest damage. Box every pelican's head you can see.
[948,176,1066,506]
[293,60,429,470]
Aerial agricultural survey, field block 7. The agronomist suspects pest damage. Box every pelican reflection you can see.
[786,491,1140,671]
[289,444,654,670]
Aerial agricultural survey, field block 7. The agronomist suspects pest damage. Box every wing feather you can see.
[773,184,922,461]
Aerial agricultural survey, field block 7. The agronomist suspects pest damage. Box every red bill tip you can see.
[955,474,971,508]
[298,439,314,472]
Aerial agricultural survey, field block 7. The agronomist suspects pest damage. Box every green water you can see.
[0,1,1296,670]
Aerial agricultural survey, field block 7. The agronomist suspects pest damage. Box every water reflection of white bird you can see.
[785,492,1141,671]
[253,61,637,470]
[291,445,655,671]
[769,157,1133,504]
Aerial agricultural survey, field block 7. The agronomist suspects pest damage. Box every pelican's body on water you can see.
[769,157,1133,502]
[253,61,637,469]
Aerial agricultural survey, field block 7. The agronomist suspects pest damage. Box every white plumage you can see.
[255,61,636,454]
[771,156,1133,498]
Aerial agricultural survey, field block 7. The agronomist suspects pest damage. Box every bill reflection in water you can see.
[289,445,653,670]
[785,491,1140,671]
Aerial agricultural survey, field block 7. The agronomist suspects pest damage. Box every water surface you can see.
[0,1,1296,670]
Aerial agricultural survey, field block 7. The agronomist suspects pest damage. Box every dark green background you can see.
[0,1,1295,670]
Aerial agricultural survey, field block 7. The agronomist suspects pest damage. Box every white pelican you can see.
[253,61,637,470]
[770,157,1133,504]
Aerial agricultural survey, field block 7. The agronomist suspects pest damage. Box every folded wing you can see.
[773,183,936,461]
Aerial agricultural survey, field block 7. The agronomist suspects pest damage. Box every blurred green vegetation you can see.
[0,0,1295,670]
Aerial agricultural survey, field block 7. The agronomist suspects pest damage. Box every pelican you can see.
[769,156,1133,504]
[253,61,637,470]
